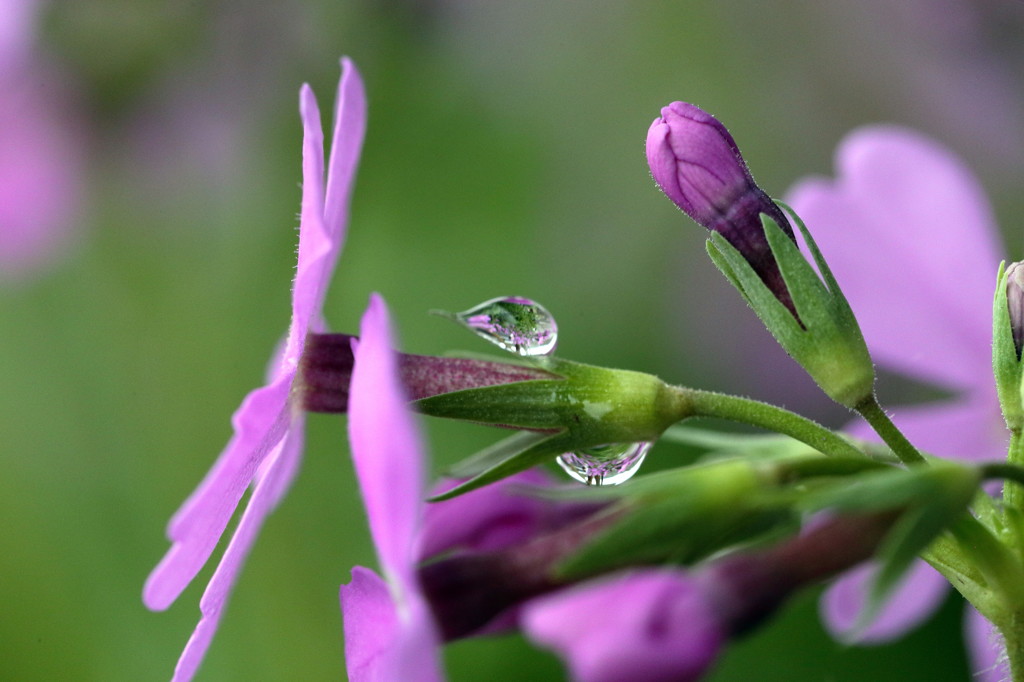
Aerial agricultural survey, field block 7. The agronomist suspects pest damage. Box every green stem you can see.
[853,394,927,466]
[1006,618,1024,682]
[1007,429,1024,511]
[681,388,867,460]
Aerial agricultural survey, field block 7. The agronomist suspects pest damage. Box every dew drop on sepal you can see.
[557,442,652,486]
[449,296,558,357]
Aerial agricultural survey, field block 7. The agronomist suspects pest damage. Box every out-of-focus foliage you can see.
[3,1,1022,679]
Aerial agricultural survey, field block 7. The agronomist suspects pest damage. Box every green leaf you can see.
[855,503,960,636]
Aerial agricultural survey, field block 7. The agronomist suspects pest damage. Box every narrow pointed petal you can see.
[324,58,367,255]
[349,293,426,599]
[785,126,1003,392]
[820,559,948,642]
[283,84,330,362]
[170,425,305,681]
[344,294,443,679]
[144,378,292,611]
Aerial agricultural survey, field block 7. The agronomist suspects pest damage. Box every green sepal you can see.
[553,453,885,580]
[445,430,553,478]
[992,261,1024,429]
[553,459,788,579]
[948,514,1024,613]
[418,358,691,498]
[428,430,576,501]
[706,209,874,408]
[798,461,981,636]
[798,459,979,515]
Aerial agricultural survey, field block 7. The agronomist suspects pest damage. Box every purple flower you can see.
[522,569,725,682]
[646,102,795,312]
[143,58,367,681]
[0,0,84,283]
[785,125,1006,676]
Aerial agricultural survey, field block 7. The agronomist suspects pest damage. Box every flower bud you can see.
[994,262,1024,429]
[647,102,795,312]
[1007,261,1024,359]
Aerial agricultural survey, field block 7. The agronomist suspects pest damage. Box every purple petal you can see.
[420,470,595,558]
[348,293,427,598]
[344,294,443,680]
[323,57,367,263]
[282,84,328,363]
[522,570,724,682]
[785,126,1003,393]
[144,377,293,611]
[965,606,1009,682]
[341,567,443,682]
[283,60,367,368]
[170,422,305,682]
[821,559,948,642]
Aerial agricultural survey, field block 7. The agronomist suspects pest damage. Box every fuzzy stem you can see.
[853,394,927,466]
[681,388,867,460]
[1005,618,1024,682]
[1007,429,1024,511]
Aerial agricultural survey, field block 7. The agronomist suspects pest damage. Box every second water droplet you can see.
[557,442,651,486]
[451,296,558,357]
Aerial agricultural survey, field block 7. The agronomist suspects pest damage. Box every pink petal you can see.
[341,567,400,679]
[821,559,948,642]
[171,422,305,682]
[282,84,329,364]
[348,293,427,599]
[965,606,1010,682]
[323,57,367,261]
[144,377,293,611]
[786,126,1003,393]
[341,567,443,682]
[522,570,724,682]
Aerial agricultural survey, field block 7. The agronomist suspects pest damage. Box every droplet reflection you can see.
[451,296,558,357]
[557,442,652,486]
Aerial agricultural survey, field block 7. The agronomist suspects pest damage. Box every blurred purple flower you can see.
[522,569,725,682]
[0,1,84,282]
[786,125,1007,678]
[143,58,367,681]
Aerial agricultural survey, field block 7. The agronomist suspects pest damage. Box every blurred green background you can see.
[4,1,1024,679]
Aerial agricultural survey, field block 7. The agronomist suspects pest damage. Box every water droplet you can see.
[450,296,558,357]
[557,442,652,486]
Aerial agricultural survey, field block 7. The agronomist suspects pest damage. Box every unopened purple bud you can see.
[647,102,795,312]
[298,332,554,413]
[1007,262,1024,358]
